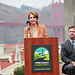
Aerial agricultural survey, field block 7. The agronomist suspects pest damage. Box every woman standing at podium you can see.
[24,11,48,38]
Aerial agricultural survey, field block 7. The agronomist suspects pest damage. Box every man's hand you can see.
[72,62,75,66]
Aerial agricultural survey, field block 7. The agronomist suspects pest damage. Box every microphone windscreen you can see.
[26,21,30,24]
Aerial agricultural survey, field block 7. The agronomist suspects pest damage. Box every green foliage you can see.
[14,65,25,75]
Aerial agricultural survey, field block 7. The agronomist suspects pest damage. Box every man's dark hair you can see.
[68,25,75,31]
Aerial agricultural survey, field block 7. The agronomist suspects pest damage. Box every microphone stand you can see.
[26,21,30,38]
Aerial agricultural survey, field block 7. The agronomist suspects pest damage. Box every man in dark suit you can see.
[61,25,75,75]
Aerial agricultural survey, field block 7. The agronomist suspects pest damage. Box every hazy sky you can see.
[0,0,64,9]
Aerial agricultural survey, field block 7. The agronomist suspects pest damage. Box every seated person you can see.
[61,25,75,75]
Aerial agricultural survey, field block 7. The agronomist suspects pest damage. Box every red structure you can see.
[52,0,64,43]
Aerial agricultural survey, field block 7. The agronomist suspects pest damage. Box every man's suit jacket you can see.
[24,24,48,38]
[61,39,75,74]
[61,39,75,64]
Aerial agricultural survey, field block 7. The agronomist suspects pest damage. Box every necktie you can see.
[72,41,75,50]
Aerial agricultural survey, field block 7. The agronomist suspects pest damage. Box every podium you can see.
[24,37,59,75]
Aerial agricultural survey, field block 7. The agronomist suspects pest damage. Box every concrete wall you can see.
[64,0,75,40]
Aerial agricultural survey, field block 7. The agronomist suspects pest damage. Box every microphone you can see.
[26,21,30,38]
[26,21,30,30]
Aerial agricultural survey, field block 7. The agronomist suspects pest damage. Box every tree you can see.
[14,65,25,75]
